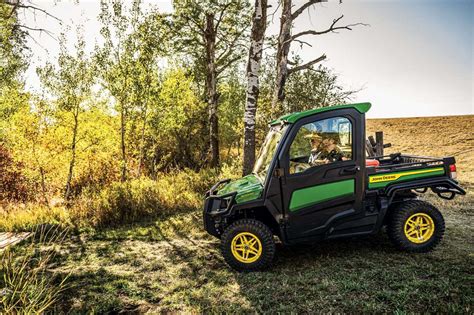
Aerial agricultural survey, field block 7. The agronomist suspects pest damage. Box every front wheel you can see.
[387,200,445,252]
[220,219,275,271]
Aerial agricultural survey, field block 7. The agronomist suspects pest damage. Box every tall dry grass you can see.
[0,168,229,232]
[0,226,69,313]
[0,205,71,232]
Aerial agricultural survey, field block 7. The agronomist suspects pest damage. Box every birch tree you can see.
[242,0,268,175]
[272,0,366,113]
[96,0,142,181]
[171,0,251,168]
[37,31,94,201]
[127,13,168,177]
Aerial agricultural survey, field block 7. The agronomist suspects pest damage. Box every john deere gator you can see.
[203,103,465,271]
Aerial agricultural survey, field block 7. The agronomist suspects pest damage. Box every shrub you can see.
[0,204,71,232]
[1,168,224,231]
[71,169,220,228]
[0,144,29,202]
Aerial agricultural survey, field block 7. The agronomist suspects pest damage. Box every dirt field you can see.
[367,115,474,187]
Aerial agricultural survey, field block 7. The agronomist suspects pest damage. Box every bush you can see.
[1,168,224,231]
[0,144,29,202]
[0,204,71,232]
[71,169,219,228]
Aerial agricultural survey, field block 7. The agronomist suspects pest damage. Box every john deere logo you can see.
[370,174,398,183]
[369,168,444,184]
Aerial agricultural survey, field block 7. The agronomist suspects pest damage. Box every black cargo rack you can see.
[368,153,448,174]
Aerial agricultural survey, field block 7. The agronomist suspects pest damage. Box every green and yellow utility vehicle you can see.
[203,103,465,271]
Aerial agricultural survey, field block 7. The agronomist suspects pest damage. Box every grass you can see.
[0,169,220,232]
[47,191,473,313]
[0,226,69,313]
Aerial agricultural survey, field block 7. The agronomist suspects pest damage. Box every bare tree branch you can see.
[216,55,241,76]
[14,24,57,40]
[186,15,206,34]
[215,26,249,62]
[214,2,232,32]
[291,15,368,42]
[293,39,312,48]
[25,32,49,51]
[267,2,280,24]
[5,1,62,22]
[291,0,327,20]
[288,54,326,74]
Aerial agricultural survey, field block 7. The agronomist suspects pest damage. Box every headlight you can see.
[219,198,228,209]
[219,197,231,210]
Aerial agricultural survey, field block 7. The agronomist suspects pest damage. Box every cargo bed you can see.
[366,153,465,200]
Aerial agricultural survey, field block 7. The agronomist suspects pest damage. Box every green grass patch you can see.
[44,192,474,313]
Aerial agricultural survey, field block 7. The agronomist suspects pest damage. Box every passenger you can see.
[317,133,349,163]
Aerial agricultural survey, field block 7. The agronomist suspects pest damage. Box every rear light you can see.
[366,159,380,167]
[449,164,457,179]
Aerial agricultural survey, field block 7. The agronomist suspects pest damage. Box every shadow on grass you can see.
[60,268,140,314]
[233,232,472,313]
[55,207,472,313]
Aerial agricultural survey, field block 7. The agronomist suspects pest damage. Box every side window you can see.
[289,117,353,174]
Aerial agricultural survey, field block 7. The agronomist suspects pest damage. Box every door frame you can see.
[274,108,367,241]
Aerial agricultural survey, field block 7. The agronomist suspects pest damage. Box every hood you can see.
[217,174,263,204]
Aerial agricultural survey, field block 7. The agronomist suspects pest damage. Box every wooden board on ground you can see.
[0,232,32,249]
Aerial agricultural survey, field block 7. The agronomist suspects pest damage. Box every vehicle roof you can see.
[270,102,372,125]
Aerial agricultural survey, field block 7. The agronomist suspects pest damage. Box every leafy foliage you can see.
[148,68,207,170]
[0,2,29,89]
[0,0,358,221]
[170,0,251,84]
[0,144,29,202]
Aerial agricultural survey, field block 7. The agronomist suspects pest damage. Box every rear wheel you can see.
[221,219,275,271]
[387,200,445,252]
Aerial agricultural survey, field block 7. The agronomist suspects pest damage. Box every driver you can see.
[304,132,324,165]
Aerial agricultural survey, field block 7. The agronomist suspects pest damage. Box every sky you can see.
[21,0,473,118]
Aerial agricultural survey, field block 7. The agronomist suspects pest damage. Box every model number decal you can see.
[369,168,444,184]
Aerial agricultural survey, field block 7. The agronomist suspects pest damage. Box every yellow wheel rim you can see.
[404,213,435,244]
[231,232,262,263]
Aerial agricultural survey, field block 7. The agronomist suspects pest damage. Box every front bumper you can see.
[202,179,237,237]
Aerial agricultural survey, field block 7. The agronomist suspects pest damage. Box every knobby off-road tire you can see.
[221,219,275,271]
[387,200,445,253]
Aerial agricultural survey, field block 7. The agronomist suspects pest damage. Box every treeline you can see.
[0,0,361,204]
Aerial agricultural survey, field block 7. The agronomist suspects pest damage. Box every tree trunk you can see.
[242,0,268,176]
[137,76,150,177]
[272,0,293,114]
[137,106,147,177]
[205,13,219,168]
[64,109,79,200]
[120,103,127,182]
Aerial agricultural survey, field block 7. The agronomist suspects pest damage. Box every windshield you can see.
[253,124,288,182]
